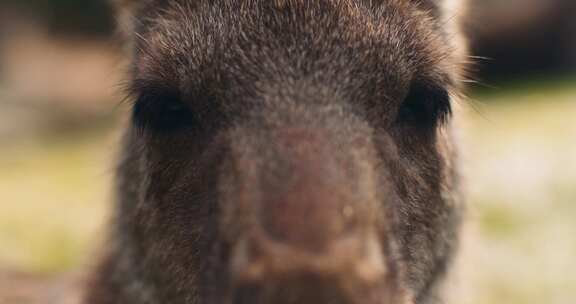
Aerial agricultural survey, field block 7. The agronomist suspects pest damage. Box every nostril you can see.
[229,233,398,304]
[230,232,387,285]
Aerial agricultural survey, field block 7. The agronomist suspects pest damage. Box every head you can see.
[92,1,467,303]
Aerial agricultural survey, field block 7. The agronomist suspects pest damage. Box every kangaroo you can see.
[86,1,468,303]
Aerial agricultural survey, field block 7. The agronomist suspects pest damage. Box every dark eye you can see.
[395,83,452,128]
[132,90,197,133]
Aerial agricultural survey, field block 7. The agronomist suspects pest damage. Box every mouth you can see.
[232,274,360,304]
[229,272,412,304]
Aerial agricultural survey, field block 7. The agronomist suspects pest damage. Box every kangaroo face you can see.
[89,1,467,304]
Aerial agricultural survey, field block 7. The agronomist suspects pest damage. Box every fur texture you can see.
[86,1,468,303]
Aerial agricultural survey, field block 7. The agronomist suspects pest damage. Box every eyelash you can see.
[132,90,197,133]
[130,84,450,133]
[395,84,452,128]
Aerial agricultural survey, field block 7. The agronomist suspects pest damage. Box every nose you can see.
[230,231,387,286]
[230,128,386,285]
[260,135,359,253]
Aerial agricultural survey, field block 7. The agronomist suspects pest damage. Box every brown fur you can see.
[86,1,468,303]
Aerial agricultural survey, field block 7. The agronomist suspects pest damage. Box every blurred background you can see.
[0,1,574,303]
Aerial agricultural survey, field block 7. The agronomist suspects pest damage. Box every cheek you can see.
[135,129,227,220]
[375,129,446,224]
[394,146,443,203]
[131,133,227,282]
[388,125,443,184]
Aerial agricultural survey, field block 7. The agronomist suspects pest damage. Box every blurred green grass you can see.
[0,130,114,273]
[462,80,576,304]
[0,80,575,303]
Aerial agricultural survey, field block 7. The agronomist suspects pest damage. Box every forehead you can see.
[132,0,453,101]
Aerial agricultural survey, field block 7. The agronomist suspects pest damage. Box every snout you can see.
[260,128,371,251]
[223,126,411,303]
